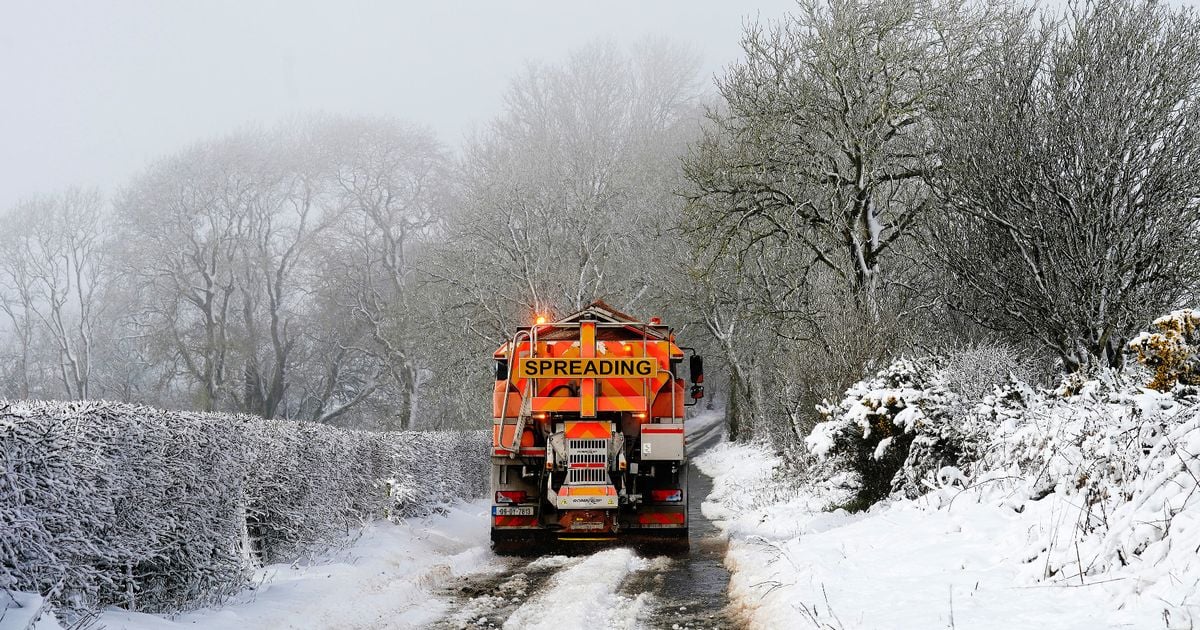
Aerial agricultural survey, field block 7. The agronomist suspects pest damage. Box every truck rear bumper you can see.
[490,526,688,556]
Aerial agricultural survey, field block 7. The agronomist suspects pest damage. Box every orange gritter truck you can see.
[490,301,704,549]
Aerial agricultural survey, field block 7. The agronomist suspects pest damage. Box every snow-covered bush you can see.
[0,400,487,620]
[1128,309,1200,391]
[242,419,385,565]
[927,370,1200,621]
[974,377,1189,552]
[806,358,986,509]
[794,316,1200,621]
[389,430,491,517]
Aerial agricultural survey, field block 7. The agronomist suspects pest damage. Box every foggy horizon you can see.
[0,0,796,210]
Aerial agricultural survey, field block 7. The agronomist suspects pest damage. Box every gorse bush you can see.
[0,401,488,617]
[1129,309,1200,392]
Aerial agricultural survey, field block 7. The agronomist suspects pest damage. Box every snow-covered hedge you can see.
[0,400,488,618]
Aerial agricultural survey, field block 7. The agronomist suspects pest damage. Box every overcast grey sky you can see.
[0,0,799,210]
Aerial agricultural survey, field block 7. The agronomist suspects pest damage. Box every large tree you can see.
[417,40,704,428]
[685,0,1004,307]
[112,120,450,427]
[438,41,703,329]
[932,0,1200,372]
[679,0,1008,442]
[311,116,449,429]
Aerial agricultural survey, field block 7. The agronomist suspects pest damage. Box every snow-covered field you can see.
[697,438,1197,629]
[4,502,494,630]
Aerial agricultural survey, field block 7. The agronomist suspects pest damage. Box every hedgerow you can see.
[0,400,487,618]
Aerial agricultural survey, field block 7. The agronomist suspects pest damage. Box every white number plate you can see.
[493,506,534,516]
[571,521,606,530]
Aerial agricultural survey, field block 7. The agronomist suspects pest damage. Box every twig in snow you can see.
[1014,576,1130,588]
[948,584,956,630]
[1075,537,1086,586]
[750,580,784,599]
[946,475,1023,510]
[822,585,846,630]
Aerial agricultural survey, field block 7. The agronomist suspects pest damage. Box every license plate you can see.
[493,506,534,516]
[571,521,606,530]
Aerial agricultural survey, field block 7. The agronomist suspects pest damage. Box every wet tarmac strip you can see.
[432,555,578,629]
[631,414,737,630]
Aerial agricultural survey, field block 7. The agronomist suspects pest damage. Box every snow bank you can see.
[7,501,493,630]
[968,382,1200,624]
[699,379,1200,628]
[1,591,60,630]
[0,400,488,624]
[697,443,1151,628]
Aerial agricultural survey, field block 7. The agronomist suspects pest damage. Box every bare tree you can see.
[312,116,449,429]
[116,135,260,411]
[237,147,322,420]
[0,189,109,399]
[684,0,1006,309]
[931,0,1200,372]
[417,41,704,428]
[439,40,702,329]
[0,220,40,398]
[676,1,1012,443]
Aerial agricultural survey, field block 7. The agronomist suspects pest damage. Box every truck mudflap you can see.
[631,512,687,527]
[492,514,539,529]
[625,503,688,530]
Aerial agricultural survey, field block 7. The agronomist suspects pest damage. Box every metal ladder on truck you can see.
[497,328,535,458]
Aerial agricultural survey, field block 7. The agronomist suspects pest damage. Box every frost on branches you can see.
[0,401,488,620]
[806,358,986,509]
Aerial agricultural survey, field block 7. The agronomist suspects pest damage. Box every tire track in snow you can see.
[625,409,736,629]
[432,555,577,629]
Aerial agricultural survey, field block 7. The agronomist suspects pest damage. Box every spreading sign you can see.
[517,357,657,379]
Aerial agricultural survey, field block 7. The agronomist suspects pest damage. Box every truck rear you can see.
[489,301,703,548]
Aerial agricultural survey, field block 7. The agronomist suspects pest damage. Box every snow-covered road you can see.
[431,409,735,630]
[499,549,656,629]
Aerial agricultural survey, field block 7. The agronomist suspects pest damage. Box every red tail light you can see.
[650,489,683,503]
[495,490,527,505]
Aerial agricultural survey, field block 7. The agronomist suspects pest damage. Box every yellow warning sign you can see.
[517,358,657,379]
